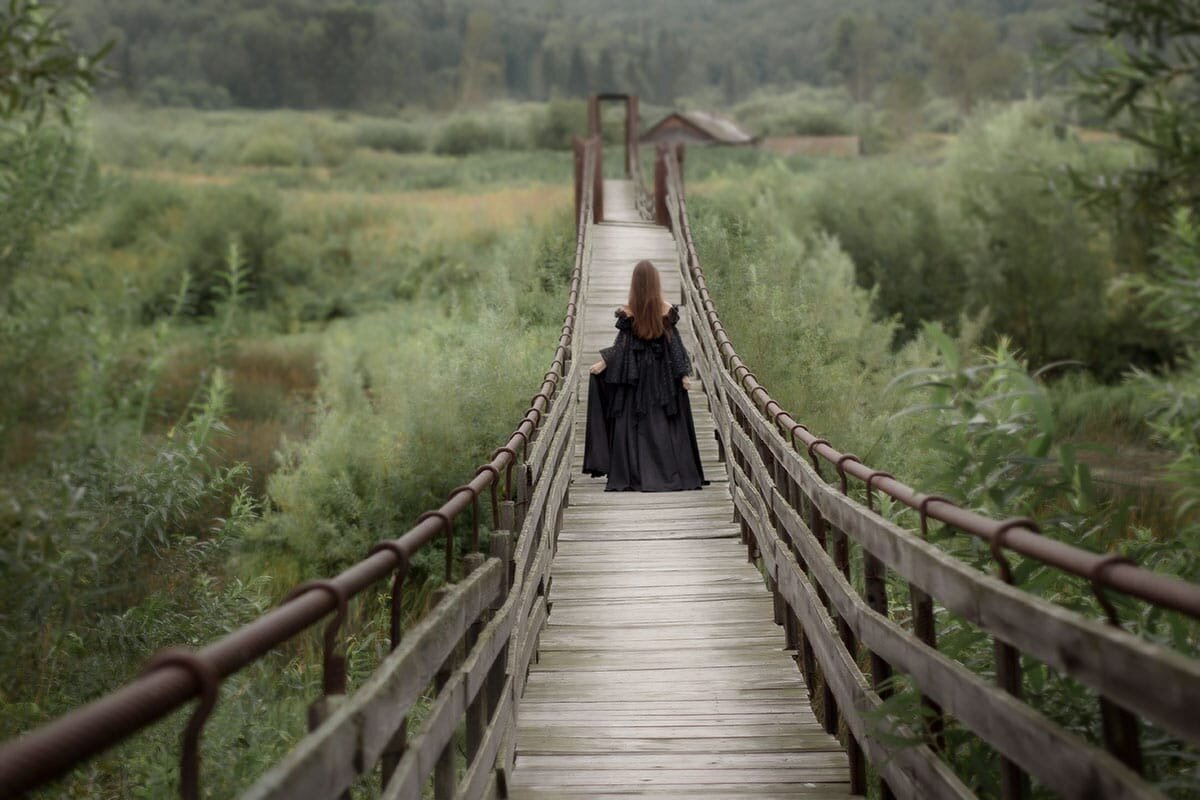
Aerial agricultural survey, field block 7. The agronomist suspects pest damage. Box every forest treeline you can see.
[66,0,1077,111]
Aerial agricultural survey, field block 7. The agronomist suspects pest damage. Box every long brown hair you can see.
[627,260,667,340]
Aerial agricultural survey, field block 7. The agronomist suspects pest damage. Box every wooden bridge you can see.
[2,94,1200,800]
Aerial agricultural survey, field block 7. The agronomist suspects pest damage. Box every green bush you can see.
[239,128,307,167]
[145,185,285,317]
[432,117,507,156]
[100,179,186,249]
[688,188,939,476]
[772,108,852,136]
[943,105,1138,375]
[354,119,427,153]
[733,87,855,138]
[529,99,588,150]
[798,159,966,336]
[237,213,573,582]
[140,76,233,110]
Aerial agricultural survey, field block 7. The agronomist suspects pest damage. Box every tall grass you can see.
[1,102,576,795]
[687,109,1200,797]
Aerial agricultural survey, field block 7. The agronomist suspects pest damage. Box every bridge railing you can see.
[657,145,1200,800]
[585,93,653,222]
[0,137,602,800]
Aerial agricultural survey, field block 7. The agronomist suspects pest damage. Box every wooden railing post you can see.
[654,145,669,229]
[624,95,636,177]
[573,137,585,233]
[592,137,604,223]
[463,553,488,764]
[307,698,349,800]
[486,527,515,794]
[514,461,533,533]
[430,585,459,800]
[587,94,600,138]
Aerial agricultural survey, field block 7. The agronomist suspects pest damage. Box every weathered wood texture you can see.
[240,149,598,800]
[509,183,850,798]
[662,144,1195,800]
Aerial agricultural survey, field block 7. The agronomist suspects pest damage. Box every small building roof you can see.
[640,110,757,146]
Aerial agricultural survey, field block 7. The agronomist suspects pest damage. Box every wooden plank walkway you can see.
[508,181,849,798]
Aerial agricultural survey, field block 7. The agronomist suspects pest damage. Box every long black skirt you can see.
[582,373,706,492]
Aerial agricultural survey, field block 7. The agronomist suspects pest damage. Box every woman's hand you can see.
[682,376,692,391]
[590,359,606,375]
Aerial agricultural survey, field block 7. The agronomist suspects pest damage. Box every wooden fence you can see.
[659,145,1200,799]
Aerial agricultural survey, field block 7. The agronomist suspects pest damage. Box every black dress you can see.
[582,306,706,492]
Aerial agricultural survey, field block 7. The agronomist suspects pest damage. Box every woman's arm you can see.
[595,328,628,375]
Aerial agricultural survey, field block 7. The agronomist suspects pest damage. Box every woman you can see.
[583,260,706,492]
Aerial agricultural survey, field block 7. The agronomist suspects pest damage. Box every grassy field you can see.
[1,103,582,797]
[3,96,1198,796]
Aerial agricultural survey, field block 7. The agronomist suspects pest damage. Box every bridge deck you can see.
[508,181,849,798]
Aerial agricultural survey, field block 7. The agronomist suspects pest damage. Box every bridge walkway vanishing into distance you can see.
[3,93,1200,800]
[508,179,849,798]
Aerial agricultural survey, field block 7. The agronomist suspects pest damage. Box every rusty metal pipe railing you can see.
[0,136,603,798]
[661,149,1200,621]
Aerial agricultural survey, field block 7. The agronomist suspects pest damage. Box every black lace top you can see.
[599,305,692,417]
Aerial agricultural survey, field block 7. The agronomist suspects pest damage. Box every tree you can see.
[651,30,688,104]
[883,72,928,136]
[925,11,1022,112]
[1,0,109,126]
[1,0,108,284]
[459,10,502,106]
[594,47,617,93]
[565,45,590,98]
[1071,0,1200,257]
[827,15,887,102]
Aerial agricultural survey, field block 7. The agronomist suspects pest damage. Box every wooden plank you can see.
[517,699,812,714]
[534,649,793,671]
[557,527,739,541]
[509,788,851,800]
[517,723,824,739]
[516,752,848,771]
[516,736,839,756]
[509,767,847,787]
[549,572,759,589]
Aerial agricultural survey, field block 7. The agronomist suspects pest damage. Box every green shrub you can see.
[100,179,186,249]
[0,125,102,284]
[733,87,855,138]
[944,105,1134,375]
[354,119,427,153]
[797,159,967,336]
[772,108,852,136]
[688,189,938,477]
[140,76,233,110]
[145,185,285,318]
[529,99,588,150]
[239,128,307,167]
[305,117,354,167]
[432,117,506,156]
